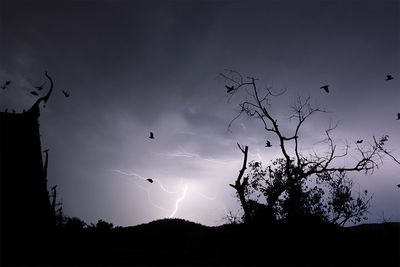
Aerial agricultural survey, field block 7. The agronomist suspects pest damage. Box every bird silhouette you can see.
[1,81,10,89]
[225,85,234,93]
[397,184,400,188]
[356,140,363,144]
[386,75,394,81]
[265,140,272,147]
[149,132,154,139]
[62,90,70,98]
[146,178,154,183]
[35,82,46,90]
[397,113,400,120]
[30,91,39,96]
[320,85,329,93]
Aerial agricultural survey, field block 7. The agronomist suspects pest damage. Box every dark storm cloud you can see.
[1,1,220,114]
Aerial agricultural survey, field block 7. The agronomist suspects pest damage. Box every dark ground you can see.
[1,218,399,266]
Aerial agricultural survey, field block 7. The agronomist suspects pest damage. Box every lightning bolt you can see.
[169,184,188,218]
[154,146,232,165]
[112,170,170,211]
[111,169,180,193]
[112,169,189,217]
[112,170,222,220]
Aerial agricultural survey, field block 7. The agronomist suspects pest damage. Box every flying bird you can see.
[356,140,363,144]
[225,85,234,93]
[62,90,70,98]
[1,81,10,89]
[149,132,154,139]
[397,113,400,120]
[386,75,394,81]
[320,85,329,93]
[146,178,154,183]
[265,140,272,147]
[30,91,39,96]
[35,82,46,90]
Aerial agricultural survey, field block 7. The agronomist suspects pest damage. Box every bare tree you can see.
[222,70,389,224]
[229,143,251,222]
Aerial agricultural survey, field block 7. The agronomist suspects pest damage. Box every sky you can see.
[0,0,399,227]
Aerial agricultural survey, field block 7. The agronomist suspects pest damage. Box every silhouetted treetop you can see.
[221,70,391,225]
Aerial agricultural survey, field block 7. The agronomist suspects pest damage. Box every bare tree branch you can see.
[229,144,251,222]
[373,135,400,165]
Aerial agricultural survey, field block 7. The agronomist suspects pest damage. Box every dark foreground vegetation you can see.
[2,218,399,266]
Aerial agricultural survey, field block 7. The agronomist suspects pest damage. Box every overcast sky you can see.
[0,0,399,226]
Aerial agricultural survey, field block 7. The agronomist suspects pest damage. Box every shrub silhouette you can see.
[64,216,87,232]
[89,219,114,231]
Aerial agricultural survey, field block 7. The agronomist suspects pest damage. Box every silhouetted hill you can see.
[345,222,400,232]
[2,218,399,266]
[124,218,207,232]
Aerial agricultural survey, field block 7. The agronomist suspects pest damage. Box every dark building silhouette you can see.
[0,73,54,262]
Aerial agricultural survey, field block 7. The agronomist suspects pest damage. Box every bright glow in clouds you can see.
[195,191,216,201]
